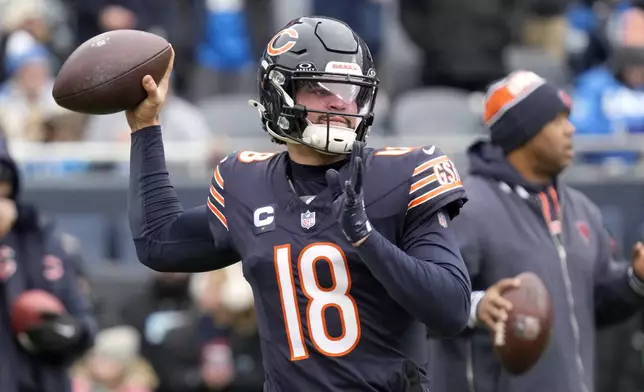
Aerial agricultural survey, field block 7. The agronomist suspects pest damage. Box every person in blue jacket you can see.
[0,135,97,392]
[570,6,644,164]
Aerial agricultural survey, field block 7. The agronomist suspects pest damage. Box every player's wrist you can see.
[342,219,373,244]
[130,124,162,135]
[130,120,160,133]
[352,233,371,247]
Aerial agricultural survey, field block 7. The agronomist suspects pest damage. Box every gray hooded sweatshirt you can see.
[427,141,644,392]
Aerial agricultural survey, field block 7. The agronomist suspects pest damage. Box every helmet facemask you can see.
[261,64,378,155]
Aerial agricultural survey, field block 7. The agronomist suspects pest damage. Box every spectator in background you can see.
[71,326,156,392]
[188,0,255,100]
[119,272,195,392]
[67,0,207,98]
[311,0,384,62]
[399,0,512,92]
[160,265,263,392]
[0,133,97,392]
[0,30,84,142]
[570,5,644,165]
[243,0,275,66]
[0,0,75,84]
[83,81,213,142]
[199,265,263,392]
[522,0,572,61]
[564,0,627,76]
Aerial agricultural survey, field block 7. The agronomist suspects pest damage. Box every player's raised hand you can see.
[326,141,373,246]
[125,45,175,132]
[344,140,364,206]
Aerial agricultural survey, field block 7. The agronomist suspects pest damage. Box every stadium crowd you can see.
[0,0,643,391]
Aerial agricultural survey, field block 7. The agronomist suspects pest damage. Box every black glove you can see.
[326,141,372,244]
[18,312,82,356]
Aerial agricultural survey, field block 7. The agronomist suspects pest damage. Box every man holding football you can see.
[426,70,644,392]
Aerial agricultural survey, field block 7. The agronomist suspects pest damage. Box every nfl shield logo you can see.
[301,210,316,229]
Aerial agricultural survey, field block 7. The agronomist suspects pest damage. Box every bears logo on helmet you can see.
[267,28,299,56]
[256,17,379,155]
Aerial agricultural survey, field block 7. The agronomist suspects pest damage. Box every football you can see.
[494,272,553,375]
[10,289,66,333]
[52,29,172,115]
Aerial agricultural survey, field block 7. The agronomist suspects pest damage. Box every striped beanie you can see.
[483,71,571,153]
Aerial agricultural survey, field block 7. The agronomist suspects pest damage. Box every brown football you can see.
[494,272,554,375]
[11,289,66,333]
[53,29,172,115]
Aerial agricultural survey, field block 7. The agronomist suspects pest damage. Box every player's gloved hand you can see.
[18,312,82,355]
[326,140,372,246]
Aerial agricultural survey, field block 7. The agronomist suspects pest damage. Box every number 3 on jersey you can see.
[274,243,361,361]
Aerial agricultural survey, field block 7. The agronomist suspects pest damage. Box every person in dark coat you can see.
[0,136,97,392]
[399,0,514,91]
[427,70,644,392]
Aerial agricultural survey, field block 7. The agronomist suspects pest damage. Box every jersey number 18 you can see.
[274,243,361,361]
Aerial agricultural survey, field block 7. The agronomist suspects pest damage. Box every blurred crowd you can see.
[0,0,644,165]
[1,1,644,392]
[73,265,263,392]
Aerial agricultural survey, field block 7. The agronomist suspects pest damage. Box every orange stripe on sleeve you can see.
[209,185,225,207]
[214,166,224,189]
[408,181,463,210]
[207,198,228,230]
[409,173,437,194]
[412,156,449,177]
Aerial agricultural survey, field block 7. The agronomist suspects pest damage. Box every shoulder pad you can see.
[368,145,464,211]
[215,150,279,178]
[210,150,281,202]
[405,145,464,212]
[370,145,456,178]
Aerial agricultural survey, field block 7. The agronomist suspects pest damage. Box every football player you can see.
[126,16,471,392]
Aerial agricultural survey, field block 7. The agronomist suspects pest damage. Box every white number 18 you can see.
[274,242,361,360]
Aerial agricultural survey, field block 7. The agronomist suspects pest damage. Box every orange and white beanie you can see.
[483,70,571,153]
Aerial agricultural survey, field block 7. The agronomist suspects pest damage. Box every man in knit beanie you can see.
[426,70,644,392]
[483,70,574,173]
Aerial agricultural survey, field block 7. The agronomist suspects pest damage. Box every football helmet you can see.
[252,16,379,155]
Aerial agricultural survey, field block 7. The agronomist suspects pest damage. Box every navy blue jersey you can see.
[205,146,467,391]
